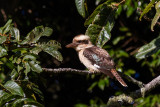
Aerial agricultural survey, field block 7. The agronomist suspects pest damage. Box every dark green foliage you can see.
[85,2,116,47]
[75,0,88,18]
[0,20,62,106]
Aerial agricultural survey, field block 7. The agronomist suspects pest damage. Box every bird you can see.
[66,34,128,87]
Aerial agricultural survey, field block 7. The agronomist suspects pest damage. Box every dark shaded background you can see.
[0,0,160,106]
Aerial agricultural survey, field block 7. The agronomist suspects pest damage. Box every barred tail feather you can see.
[111,69,128,87]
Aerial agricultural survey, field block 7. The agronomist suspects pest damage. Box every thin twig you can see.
[118,72,145,88]
[0,9,7,22]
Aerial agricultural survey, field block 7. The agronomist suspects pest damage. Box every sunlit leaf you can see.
[136,35,160,59]
[32,40,63,61]
[30,47,42,55]
[17,65,23,72]
[0,90,7,96]
[85,3,116,47]
[75,0,87,18]
[42,27,53,36]
[23,54,37,61]
[28,61,42,73]
[12,98,44,107]
[10,27,20,42]
[12,48,28,54]
[24,62,31,76]
[95,0,106,5]
[151,1,160,31]
[4,80,25,97]
[139,0,155,21]
[0,46,7,57]
[1,19,12,34]
[21,26,53,44]
[10,69,18,80]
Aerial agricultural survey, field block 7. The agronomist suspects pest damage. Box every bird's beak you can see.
[66,43,78,48]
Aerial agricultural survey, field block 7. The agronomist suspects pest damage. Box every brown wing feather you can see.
[83,46,115,77]
[83,46,128,87]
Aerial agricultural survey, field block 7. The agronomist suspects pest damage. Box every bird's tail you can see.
[111,69,128,87]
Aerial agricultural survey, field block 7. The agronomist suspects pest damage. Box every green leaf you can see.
[17,65,23,72]
[12,98,44,107]
[42,27,53,36]
[1,19,12,34]
[10,27,20,42]
[28,61,42,73]
[75,0,87,18]
[0,36,7,44]
[136,35,160,59]
[21,26,53,44]
[0,90,7,96]
[98,79,105,90]
[30,47,42,55]
[151,1,160,31]
[74,104,88,107]
[10,69,18,80]
[24,62,31,76]
[0,94,20,107]
[23,55,37,61]
[4,80,25,97]
[139,0,155,21]
[31,84,44,101]
[43,47,63,61]
[85,3,103,26]
[95,0,106,5]
[117,50,129,58]
[88,82,98,92]
[22,104,43,107]
[112,36,125,45]
[85,3,116,47]
[0,46,7,57]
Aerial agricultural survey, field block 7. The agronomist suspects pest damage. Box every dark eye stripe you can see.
[77,40,88,44]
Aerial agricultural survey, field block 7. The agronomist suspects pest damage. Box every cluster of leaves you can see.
[0,20,62,106]
[135,94,160,107]
[139,0,160,31]
[74,0,160,106]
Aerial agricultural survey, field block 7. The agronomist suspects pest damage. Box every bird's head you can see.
[66,34,93,51]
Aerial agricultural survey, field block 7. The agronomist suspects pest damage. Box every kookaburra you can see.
[66,34,127,87]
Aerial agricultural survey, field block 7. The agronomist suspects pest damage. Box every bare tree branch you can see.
[42,68,144,87]
[42,68,91,74]
[106,75,160,107]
